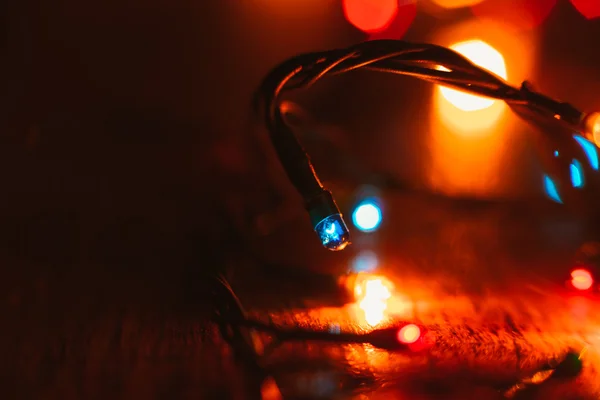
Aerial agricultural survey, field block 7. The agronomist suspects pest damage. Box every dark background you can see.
[2,0,600,398]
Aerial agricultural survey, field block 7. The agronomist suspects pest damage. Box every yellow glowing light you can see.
[397,324,421,344]
[354,275,393,326]
[439,40,507,112]
[571,269,594,291]
[584,112,600,147]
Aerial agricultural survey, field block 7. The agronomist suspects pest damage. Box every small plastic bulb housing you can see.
[308,190,350,251]
[315,214,350,251]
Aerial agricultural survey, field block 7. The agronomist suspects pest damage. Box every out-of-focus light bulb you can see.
[397,324,421,344]
[573,134,599,171]
[351,250,379,273]
[261,377,283,400]
[571,268,594,291]
[570,159,585,188]
[353,274,395,327]
[315,214,350,251]
[352,201,382,232]
[358,278,392,326]
[342,0,398,33]
[570,0,600,20]
[543,175,562,204]
[439,40,507,111]
[583,112,600,148]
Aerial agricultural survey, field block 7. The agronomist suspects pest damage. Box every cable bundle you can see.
[255,40,600,250]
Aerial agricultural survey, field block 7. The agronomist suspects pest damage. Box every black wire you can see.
[257,40,582,124]
[252,39,593,255]
[268,42,508,100]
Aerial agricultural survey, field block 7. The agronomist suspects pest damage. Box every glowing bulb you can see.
[397,324,421,344]
[583,112,600,148]
[314,214,350,251]
[571,269,594,291]
[439,40,507,111]
[570,159,584,188]
[570,0,600,20]
[342,0,398,33]
[354,275,394,326]
[543,175,562,204]
[352,201,382,232]
[573,134,599,171]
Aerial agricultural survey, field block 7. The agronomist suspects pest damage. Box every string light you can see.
[256,39,599,250]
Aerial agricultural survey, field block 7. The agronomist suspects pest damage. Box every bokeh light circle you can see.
[439,40,507,111]
[571,268,594,291]
[343,0,398,33]
[352,201,383,232]
[570,0,600,20]
[397,324,421,344]
[351,251,379,273]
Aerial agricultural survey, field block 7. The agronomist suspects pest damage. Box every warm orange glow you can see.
[261,377,283,400]
[348,273,412,326]
[429,0,484,9]
[342,0,398,33]
[570,0,600,19]
[571,269,594,291]
[584,112,600,147]
[439,40,507,112]
[355,276,393,326]
[397,324,421,344]
[427,19,534,196]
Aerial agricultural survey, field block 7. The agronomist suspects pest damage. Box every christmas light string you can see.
[255,39,600,251]
[222,39,597,396]
[211,274,584,398]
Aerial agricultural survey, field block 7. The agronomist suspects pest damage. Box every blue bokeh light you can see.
[570,159,584,188]
[543,175,562,204]
[352,201,382,232]
[314,214,350,251]
[573,134,599,171]
[351,250,378,273]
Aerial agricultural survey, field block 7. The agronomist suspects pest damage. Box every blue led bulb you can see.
[573,134,599,171]
[314,214,350,251]
[570,159,584,188]
[352,200,382,232]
